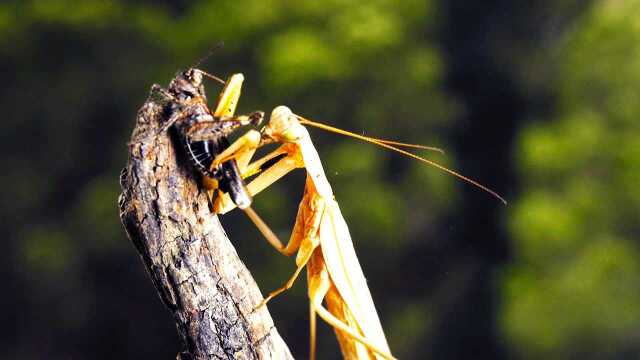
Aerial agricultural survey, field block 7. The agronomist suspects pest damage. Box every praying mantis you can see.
[189,73,506,360]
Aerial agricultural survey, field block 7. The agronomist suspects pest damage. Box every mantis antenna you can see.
[349,136,444,154]
[296,115,507,205]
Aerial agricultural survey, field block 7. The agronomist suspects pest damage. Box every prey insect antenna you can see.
[194,69,226,85]
[296,115,507,205]
[192,41,225,69]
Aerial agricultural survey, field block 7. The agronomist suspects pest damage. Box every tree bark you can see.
[118,84,293,360]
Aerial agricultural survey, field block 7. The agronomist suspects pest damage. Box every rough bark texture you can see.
[118,84,293,360]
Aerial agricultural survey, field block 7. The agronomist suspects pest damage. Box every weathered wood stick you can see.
[118,83,293,360]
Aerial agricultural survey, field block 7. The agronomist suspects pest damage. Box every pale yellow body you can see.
[209,74,395,360]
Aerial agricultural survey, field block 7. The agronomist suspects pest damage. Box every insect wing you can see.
[319,200,392,358]
[325,285,374,359]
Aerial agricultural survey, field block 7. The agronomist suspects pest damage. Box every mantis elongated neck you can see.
[295,126,334,199]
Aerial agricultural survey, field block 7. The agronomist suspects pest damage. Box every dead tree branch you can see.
[118,83,293,360]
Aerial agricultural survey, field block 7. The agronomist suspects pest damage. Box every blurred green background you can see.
[2,0,639,359]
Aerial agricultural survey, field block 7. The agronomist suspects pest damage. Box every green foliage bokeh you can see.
[502,1,640,358]
[1,0,638,359]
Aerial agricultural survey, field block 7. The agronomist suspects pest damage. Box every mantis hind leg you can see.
[313,297,395,360]
[310,302,317,360]
[258,193,324,306]
[308,251,396,360]
[257,251,310,309]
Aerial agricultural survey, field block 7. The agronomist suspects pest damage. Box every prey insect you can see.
[152,68,284,247]
[204,75,506,360]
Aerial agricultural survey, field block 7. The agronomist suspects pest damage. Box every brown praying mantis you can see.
[192,72,506,360]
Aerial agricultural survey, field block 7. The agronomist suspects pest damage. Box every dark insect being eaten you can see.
[160,68,263,209]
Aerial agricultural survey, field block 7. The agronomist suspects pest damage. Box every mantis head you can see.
[263,106,305,143]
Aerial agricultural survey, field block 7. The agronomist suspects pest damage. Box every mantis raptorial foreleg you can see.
[210,135,298,214]
[204,129,305,258]
[239,146,290,179]
[210,129,261,169]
